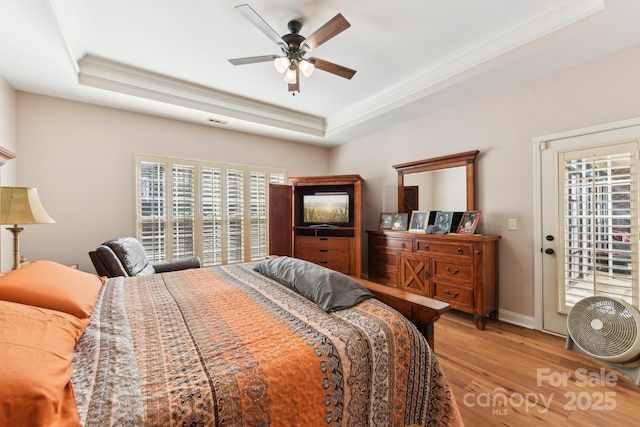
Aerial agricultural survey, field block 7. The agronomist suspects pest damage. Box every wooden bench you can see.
[355,278,450,350]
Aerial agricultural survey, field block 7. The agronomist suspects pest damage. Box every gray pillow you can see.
[254,257,374,312]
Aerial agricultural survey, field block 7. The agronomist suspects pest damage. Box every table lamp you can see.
[1,187,55,270]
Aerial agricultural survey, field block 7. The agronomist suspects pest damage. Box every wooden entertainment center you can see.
[269,174,363,277]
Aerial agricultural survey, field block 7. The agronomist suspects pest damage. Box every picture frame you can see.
[456,211,481,235]
[434,211,453,233]
[391,213,409,231]
[409,211,428,232]
[378,212,394,230]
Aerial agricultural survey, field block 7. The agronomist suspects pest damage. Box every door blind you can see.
[562,148,638,309]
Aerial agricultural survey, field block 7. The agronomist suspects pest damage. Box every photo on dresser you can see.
[456,211,481,235]
[378,212,394,230]
[409,211,429,232]
[434,211,453,233]
[450,211,465,232]
[391,213,409,231]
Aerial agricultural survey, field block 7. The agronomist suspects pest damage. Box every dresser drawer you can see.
[371,235,412,251]
[296,236,351,251]
[373,249,399,268]
[415,239,473,258]
[296,237,351,261]
[371,266,399,287]
[432,281,474,309]
[432,259,473,283]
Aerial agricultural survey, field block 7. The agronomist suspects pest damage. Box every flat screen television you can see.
[303,193,350,226]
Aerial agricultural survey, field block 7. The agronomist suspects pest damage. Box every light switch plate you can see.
[508,218,518,231]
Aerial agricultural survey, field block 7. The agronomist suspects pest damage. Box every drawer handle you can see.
[319,237,328,241]
[384,257,390,263]
[457,247,463,255]
[445,267,459,275]
[424,270,430,280]
[319,249,328,252]
[445,289,459,298]
[401,243,407,248]
[424,244,430,251]
[319,261,328,264]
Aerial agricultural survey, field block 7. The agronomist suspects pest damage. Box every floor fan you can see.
[566,295,640,385]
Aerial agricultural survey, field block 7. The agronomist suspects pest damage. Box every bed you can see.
[0,257,462,426]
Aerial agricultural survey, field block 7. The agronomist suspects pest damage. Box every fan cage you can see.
[567,296,640,363]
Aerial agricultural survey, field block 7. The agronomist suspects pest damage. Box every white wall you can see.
[15,94,330,273]
[0,77,17,270]
[330,42,640,319]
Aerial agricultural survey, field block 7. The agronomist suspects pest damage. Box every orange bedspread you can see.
[72,263,462,426]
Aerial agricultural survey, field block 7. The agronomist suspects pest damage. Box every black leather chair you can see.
[89,237,201,278]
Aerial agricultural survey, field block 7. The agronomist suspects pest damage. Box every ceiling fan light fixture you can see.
[273,57,290,73]
[299,59,315,77]
[229,5,356,92]
[284,65,297,84]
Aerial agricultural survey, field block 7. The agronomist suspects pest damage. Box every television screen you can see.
[303,193,350,224]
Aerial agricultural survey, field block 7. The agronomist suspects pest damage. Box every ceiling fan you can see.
[228,4,356,93]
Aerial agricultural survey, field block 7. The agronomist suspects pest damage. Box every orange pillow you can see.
[0,260,105,319]
[0,300,85,426]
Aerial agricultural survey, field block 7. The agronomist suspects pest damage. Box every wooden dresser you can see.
[367,230,500,329]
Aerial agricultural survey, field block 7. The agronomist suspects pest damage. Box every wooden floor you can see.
[433,311,640,426]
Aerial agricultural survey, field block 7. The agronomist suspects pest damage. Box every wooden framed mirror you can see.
[394,150,478,213]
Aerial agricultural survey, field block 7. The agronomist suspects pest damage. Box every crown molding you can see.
[77,56,327,136]
[47,0,82,75]
[326,0,605,136]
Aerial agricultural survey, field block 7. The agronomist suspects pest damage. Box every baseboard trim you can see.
[497,309,536,329]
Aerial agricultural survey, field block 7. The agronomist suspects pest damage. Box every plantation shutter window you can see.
[171,163,196,260]
[226,168,245,264]
[135,154,286,267]
[201,166,223,266]
[137,160,166,263]
[249,171,267,261]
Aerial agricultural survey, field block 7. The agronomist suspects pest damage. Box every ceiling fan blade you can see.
[288,67,300,92]
[228,55,279,66]
[301,13,350,53]
[310,57,356,79]
[235,4,287,52]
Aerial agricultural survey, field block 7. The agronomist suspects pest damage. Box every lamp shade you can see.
[284,65,297,84]
[274,57,290,73]
[1,187,55,225]
[299,59,315,77]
